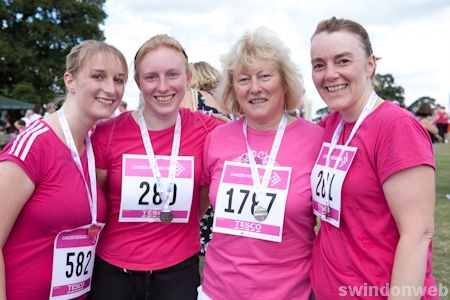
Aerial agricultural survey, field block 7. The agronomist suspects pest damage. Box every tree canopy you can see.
[314,72,407,120]
[0,0,107,105]
[407,96,436,113]
[374,73,405,106]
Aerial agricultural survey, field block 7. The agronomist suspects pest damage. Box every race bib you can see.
[49,223,104,299]
[120,154,194,222]
[213,161,291,242]
[311,142,357,227]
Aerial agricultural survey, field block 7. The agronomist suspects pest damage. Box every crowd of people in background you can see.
[0,15,448,300]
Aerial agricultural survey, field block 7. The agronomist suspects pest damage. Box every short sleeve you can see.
[376,115,435,183]
[0,123,49,184]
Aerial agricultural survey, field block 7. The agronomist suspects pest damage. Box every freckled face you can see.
[311,31,375,120]
[232,59,286,126]
[136,47,189,119]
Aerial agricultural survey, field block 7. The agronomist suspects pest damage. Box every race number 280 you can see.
[138,182,177,206]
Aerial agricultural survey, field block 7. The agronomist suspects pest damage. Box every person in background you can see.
[12,120,26,137]
[434,105,448,143]
[309,16,437,299]
[180,62,221,114]
[0,124,10,150]
[20,109,34,126]
[0,40,127,300]
[416,103,442,147]
[44,102,57,117]
[190,61,221,95]
[118,100,128,114]
[198,27,323,300]
[32,104,43,121]
[185,61,224,255]
[88,34,222,300]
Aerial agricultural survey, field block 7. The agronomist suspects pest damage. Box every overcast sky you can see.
[102,0,450,115]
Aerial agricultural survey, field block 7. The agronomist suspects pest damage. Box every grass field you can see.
[200,144,450,298]
[433,143,450,299]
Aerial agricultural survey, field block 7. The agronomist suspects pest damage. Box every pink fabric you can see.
[435,110,448,124]
[0,120,107,299]
[201,118,323,300]
[91,109,221,270]
[311,102,438,300]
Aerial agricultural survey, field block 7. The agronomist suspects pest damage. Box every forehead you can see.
[233,58,278,74]
[140,46,187,70]
[311,31,365,59]
[83,52,126,76]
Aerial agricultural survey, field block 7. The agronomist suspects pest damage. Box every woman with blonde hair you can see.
[0,40,127,299]
[199,27,323,299]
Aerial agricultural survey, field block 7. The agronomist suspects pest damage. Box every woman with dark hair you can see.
[309,17,438,299]
[416,103,442,145]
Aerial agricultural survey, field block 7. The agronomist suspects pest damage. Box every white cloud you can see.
[103,0,450,114]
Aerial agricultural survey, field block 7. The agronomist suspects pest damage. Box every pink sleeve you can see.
[376,115,435,183]
[0,133,45,184]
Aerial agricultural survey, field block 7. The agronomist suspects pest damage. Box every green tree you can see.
[0,0,107,105]
[374,73,405,106]
[407,96,436,113]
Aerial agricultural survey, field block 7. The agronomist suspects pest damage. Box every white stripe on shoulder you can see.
[9,122,47,158]
[19,127,50,161]
[8,121,41,155]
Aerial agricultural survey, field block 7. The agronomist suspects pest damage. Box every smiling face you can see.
[311,30,376,121]
[232,59,286,129]
[136,46,190,122]
[64,53,126,122]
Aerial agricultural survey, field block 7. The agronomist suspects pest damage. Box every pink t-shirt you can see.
[311,102,438,300]
[201,118,323,300]
[91,109,222,270]
[0,120,107,299]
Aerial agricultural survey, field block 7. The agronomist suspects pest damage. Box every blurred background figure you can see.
[415,103,442,148]
[13,120,26,136]
[434,104,448,143]
[20,109,34,126]
[43,102,56,117]
[118,100,127,114]
[0,122,10,149]
[21,106,42,126]
[180,61,221,114]
[31,104,43,122]
[190,61,221,95]
[185,61,223,255]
